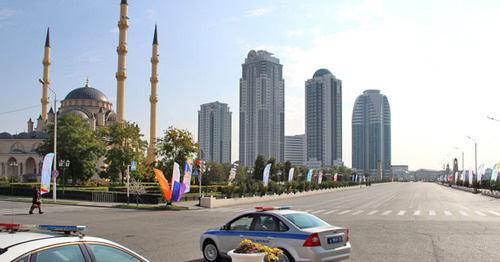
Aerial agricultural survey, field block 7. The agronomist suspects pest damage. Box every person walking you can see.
[29,186,43,214]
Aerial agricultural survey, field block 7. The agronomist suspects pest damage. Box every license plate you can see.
[327,236,343,244]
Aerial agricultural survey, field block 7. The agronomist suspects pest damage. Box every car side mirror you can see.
[220,224,228,230]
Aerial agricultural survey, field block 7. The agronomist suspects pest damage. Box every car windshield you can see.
[283,213,331,229]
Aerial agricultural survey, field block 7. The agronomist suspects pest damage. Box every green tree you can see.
[253,154,267,181]
[36,113,106,183]
[156,126,198,180]
[99,122,148,184]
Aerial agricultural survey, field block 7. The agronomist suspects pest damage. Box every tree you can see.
[99,122,148,183]
[156,126,198,180]
[253,154,267,181]
[37,113,106,183]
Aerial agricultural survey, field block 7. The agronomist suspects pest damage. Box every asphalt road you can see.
[2,182,499,262]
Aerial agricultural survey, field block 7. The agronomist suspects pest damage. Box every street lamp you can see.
[466,136,477,183]
[39,79,57,203]
[58,159,70,193]
[454,147,464,172]
[487,116,500,122]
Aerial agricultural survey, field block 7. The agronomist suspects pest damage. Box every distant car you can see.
[200,206,351,262]
[0,223,149,262]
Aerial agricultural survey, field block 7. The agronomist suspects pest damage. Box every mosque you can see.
[0,0,159,181]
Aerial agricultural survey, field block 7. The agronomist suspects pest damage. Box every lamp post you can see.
[454,147,464,172]
[487,116,500,122]
[39,79,57,203]
[466,136,477,183]
[58,159,70,193]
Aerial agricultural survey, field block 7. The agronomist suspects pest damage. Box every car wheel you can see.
[203,240,222,262]
[277,249,294,262]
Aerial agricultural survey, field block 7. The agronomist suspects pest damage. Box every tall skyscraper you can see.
[239,50,285,166]
[285,135,306,166]
[352,90,391,179]
[198,101,232,163]
[305,69,343,168]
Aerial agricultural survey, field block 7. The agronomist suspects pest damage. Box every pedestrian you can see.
[29,186,43,214]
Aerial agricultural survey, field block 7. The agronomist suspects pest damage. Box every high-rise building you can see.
[305,69,343,168]
[285,135,306,166]
[198,101,232,163]
[352,90,391,179]
[239,50,285,166]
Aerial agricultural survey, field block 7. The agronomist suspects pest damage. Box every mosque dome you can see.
[64,86,109,102]
[60,109,90,119]
[0,132,13,139]
[313,69,333,78]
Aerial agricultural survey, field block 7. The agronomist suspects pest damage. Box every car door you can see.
[217,214,254,253]
[248,214,280,247]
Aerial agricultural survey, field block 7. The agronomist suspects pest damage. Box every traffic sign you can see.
[52,170,59,178]
[131,161,137,171]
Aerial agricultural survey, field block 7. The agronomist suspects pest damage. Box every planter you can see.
[227,249,266,262]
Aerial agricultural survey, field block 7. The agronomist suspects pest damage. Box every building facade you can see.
[352,90,391,179]
[305,69,342,168]
[285,134,305,166]
[239,50,285,166]
[198,101,232,163]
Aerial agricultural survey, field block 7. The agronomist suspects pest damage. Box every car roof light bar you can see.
[0,223,87,233]
[254,206,291,211]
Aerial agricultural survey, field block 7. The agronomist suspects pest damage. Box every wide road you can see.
[2,182,499,262]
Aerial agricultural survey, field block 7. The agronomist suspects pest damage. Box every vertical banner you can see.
[288,168,294,182]
[334,173,338,182]
[355,174,358,182]
[228,161,240,186]
[468,169,473,185]
[491,162,500,182]
[40,153,54,195]
[171,162,186,202]
[454,172,458,183]
[460,171,464,182]
[183,156,194,193]
[171,162,181,191]
[154,168,172,201]
[477,164,485,182]
[306,169,313,182]
[318,171,323,184]
[263,163,271,187]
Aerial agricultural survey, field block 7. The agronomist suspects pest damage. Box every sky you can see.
[0,0,499,172]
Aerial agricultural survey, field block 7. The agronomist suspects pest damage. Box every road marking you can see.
[304,209,314,213]
[382,210,392,215]
[397,211,406,216]
[444,211,452,216]
[489,210,500,216]
[324,210,338,214]
[474,211,486,216]
[312,209,325,214]
[338,210,351,215]
[459,211,469,216]
[429,211,436,216]
[413,210,421,216]
[351,210,364,215]
[367,210,379,215]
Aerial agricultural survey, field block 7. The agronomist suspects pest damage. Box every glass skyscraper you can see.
[198,101,232,164]
[239,50,284,166]
[305,69,343,168]
[352,90,391,179]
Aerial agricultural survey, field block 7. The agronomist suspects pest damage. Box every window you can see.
[228,214,253,231]
[35,244,86,262]
[252,215,288,232]
[283,213,330,229]
[87,244,142,262]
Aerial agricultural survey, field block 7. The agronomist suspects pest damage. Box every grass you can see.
[112,204,189,210]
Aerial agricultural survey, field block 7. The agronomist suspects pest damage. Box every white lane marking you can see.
[489,210,500,216]
[444,211,452,216]
[338,210,351,215]
[304,209,314,213]
[312,209,326,214]
[413,210,421,216]
[429,211,436,216]
[474,211,486,216]
[397,211,406,216]
[382,210,392,215]
[459,211,469,216]
[351,210,364,215]
[367,210,379,215]
[324,210,338,214]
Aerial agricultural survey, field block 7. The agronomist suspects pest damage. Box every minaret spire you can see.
[115,0,129,122]
[41,27,51,120]
[148,24,160,164]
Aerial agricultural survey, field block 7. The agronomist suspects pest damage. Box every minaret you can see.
[147,24,159,164]
[41,27,51,120]
[115,0,129,122]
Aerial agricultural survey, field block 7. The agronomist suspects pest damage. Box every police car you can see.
[200,206,350,262]
[0,223,149,262]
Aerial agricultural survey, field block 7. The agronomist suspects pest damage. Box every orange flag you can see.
[154,168,172,200]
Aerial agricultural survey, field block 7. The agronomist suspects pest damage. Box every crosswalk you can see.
[0,206,104,216]
[193,206,500,218]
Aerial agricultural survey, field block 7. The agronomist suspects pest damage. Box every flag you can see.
[477,164,485,181]
[183,156,194,193]
[171,162,181,191]
[334,173,338,182]
[40,153,54,195]
[318,171,323,184]
[263,163,271,187]
[154,168,172,201]
[468,169,473,185]
[228,161,240,186]
[288,168,294,182]
[306,169,313,182]
[171,162,185,202]
[491,162,500,182]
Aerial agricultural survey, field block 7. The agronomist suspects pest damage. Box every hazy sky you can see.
[1,0,499,171]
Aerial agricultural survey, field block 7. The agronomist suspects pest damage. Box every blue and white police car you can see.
[200,206,350,262]
[0,223,149,262]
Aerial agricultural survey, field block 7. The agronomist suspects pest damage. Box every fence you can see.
[92,192,116,203]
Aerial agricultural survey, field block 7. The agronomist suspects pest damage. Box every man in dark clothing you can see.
[29,186,43,214]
